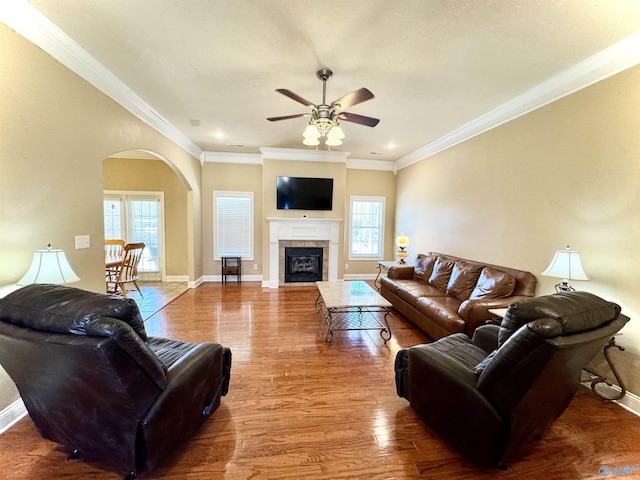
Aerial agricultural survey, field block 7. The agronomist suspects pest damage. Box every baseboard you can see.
[202,275,263,283]
[580,376,640,417]
[188,276,204,289]
[617,390,640,416]
[0,399,27,435]
[163,275,189,282]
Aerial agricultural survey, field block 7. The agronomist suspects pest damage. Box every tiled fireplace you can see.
[282,244,327,284]
[265,217,341,288]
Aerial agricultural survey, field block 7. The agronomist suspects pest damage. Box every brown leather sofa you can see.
[394,291,629,467]
[0,284,232,479]
[380,252,537,339]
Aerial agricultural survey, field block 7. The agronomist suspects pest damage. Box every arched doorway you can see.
[102,149,190,315]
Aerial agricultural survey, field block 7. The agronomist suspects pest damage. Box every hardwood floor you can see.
[1,282,639,479]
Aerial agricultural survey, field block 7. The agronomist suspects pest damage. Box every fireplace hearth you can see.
[284,247,323,283]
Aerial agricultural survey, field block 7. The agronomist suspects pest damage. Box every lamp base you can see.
[396,248,408,265]
[555,280,575,293]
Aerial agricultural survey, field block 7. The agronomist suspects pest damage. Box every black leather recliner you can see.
[395,291,629,467]
[0,284,232,478]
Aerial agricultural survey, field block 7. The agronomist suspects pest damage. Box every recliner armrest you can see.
[139,342,231,472]
[401,341,507,467]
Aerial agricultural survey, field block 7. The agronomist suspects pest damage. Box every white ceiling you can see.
[17,1,640,163]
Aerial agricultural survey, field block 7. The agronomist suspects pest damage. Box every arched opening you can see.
[102,149,190,315]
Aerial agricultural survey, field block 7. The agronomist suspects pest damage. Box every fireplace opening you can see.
[284,247,323,283]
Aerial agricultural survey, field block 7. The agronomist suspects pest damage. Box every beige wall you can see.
[0,25,202,413]
[345,169,397,275]
[202,162,264,276]
[103,157,189,277]
[395,65,640,396]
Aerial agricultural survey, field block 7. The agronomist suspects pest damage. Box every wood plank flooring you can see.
[1,282,639,479]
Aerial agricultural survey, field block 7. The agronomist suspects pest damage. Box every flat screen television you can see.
[276,176,333,211]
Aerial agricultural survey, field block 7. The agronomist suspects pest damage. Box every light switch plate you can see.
[75,235,91,249]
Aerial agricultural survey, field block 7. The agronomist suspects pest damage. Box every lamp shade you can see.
[541,246,589,281]
[17,245,80,285]
[303,124,320,139]
[396,234,410,249]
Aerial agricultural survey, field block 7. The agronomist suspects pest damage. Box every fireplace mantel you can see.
[264,217,341,288]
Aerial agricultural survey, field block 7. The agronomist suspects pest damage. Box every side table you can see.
[374,260,398,289]
[221,256,241,284]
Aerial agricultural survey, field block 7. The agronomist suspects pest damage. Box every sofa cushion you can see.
[428,258,456,292]
[397,282,445,307]
[469,267,516,300]
[446,261,484,301]
[414,254,438,281]
[416,296,465,333]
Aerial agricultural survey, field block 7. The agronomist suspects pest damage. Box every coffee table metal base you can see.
[315,294,392,344]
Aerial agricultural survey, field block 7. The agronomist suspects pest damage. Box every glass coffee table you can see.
[315,280,392,344]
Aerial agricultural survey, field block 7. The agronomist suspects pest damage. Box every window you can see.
[104,192,163,273]
[349,196,385,259]
[214,191,254,259]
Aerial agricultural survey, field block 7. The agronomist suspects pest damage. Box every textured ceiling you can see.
[25,0,640,162]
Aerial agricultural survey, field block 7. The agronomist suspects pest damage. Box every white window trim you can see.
[213,191,254,261]
[349,195,385,261]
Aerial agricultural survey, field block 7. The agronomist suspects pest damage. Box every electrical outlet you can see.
[253,263,258,270]
[345,263,348,270]
[75,235,91,249]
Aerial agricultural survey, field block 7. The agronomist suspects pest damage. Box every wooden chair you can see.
[105,239,126,278]
[105,239,125,257]
[106,242,145,298]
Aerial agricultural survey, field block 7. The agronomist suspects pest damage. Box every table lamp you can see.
[17,244,80,285]
[541,245,588,292]
[396,234,410,264]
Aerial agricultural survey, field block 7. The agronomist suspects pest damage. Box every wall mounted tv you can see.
[276,176,334,211]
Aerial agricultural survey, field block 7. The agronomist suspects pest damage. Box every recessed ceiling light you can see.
[213,131,226,139]
[386,143,396,150]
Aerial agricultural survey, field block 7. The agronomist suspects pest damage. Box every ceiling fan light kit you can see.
[268,68,380,149]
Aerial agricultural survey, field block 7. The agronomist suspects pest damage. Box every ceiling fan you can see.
[267,68,380,146]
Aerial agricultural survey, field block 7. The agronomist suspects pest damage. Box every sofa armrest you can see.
[458,295,532,336]
[387,265,415,280]
[472,324,500,354]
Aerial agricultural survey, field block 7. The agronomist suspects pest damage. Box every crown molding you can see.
[259,147,349,163]
[0,0,203,161]
[202,148,395,171]
[202,151,263,165]
[204,147,398,171]
[396,31,640,171]
[346,158,395,172]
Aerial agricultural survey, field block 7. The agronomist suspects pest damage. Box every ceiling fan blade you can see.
[266,113,307,122]
[331,88,374,109]
[276,89,316,108]
[339,112,380,127]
